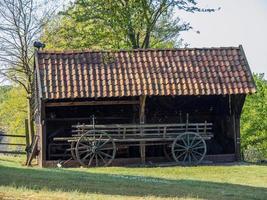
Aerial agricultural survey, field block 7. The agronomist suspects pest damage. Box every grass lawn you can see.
[0,155,266,200]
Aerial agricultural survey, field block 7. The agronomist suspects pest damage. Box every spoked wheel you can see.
[75,131,116,167]
[172,132,206,166]
[70,141,77,160]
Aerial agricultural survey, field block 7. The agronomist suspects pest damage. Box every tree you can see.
[0,86,27,148]
[241,74,267,161]
[43,0,216,50]
[0,0,59,141]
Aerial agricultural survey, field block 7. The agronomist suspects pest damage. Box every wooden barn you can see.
[32,46,256,167]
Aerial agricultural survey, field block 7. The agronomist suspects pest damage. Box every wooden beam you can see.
[45,100,139,107]
[234,115,241,161]
[0,143,26,146]
[0,134,25,138]
[26,135,39,166]
[25,119,30,149]
[139,95,147,164]
[39,100,46,167]
[139,96,146,124]
[0,151,26,155]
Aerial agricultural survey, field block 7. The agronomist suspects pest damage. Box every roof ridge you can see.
[38,46,241,54]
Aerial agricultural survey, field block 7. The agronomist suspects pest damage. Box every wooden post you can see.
[139,95,146,164]
[30,119,35,144]
[27,97,33,144]
[139,96,146,124]
[235,115,241,161]
[230,95,244,162]
[39,100,46,167]
[25,119,30,163]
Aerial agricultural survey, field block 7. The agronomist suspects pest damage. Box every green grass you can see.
[0,155,266,200]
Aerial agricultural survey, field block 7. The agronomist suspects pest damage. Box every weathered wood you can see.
[230,94,245,161]
[26,135,39,166]
[30,118,35,144]
[0,143,26,146]
[47,117,128,121]
[235,115,241,161]
[54,122,214,162]
[0,150,26,154]
[0,134,25,138]
[139,96,146,124]
[73,123,213,129]
[54,136,213,143]
[139,96,147,164]
[171,132,207,165]
[25,119,30,149]
[39,100,46,167]
[45,100,139,107]
[72,131,213,136]
[25,118,31,164]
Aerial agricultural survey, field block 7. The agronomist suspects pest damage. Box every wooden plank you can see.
[139,95,146,164]
[71,132,214,138]
[235,115,241,161]
[47,117,128,121]
[0,151,26,155]
[54,134,213,142]
[0,134,25,138]
[37,99,46,167]
[25,119,30,149]
[73,123,213,129]
[45,100,139,107]
[26,135,39,166]
[0,143,26,146]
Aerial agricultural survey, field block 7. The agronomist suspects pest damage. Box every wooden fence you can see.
[0,133,26,154]
[0,119,30,155]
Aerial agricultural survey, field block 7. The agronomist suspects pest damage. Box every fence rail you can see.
[0,133,26,155]
[0,134,26,138]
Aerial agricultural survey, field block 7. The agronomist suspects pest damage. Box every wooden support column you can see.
[234,115,241,161]
[39,100,46,167]
[25,119,30,163]
[230,95,244,161]
[139,95,146,164]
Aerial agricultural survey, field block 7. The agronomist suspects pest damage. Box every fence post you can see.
[25,119,30,149]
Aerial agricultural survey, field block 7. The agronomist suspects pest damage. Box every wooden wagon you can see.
[54,116,213,167]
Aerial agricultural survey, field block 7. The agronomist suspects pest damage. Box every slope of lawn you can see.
[0,155,266,200]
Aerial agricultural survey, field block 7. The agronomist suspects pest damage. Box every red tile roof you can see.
[35,46,256,99]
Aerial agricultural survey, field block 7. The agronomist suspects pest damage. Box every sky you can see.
[177,0,267,77]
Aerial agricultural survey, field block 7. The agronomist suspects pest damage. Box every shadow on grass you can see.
[0,164,266,200]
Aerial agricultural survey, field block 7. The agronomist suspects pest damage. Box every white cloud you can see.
[177,0,267,76]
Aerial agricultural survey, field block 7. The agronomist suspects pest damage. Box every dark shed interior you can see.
[45,95,236,161]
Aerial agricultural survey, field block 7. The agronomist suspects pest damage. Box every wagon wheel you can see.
[75,131,116,167]
[71,128,86,160]
[70,141,77,160]
[172,132,206,166]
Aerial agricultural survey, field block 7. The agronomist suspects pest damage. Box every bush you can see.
[0,86,27,148]
[241,74,267,161]
[243,145,265,163]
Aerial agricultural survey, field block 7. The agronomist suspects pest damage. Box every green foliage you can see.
[0,85,12,103]
[241,74,267,161]
[42,0,215,50]
[0,86,27,147]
